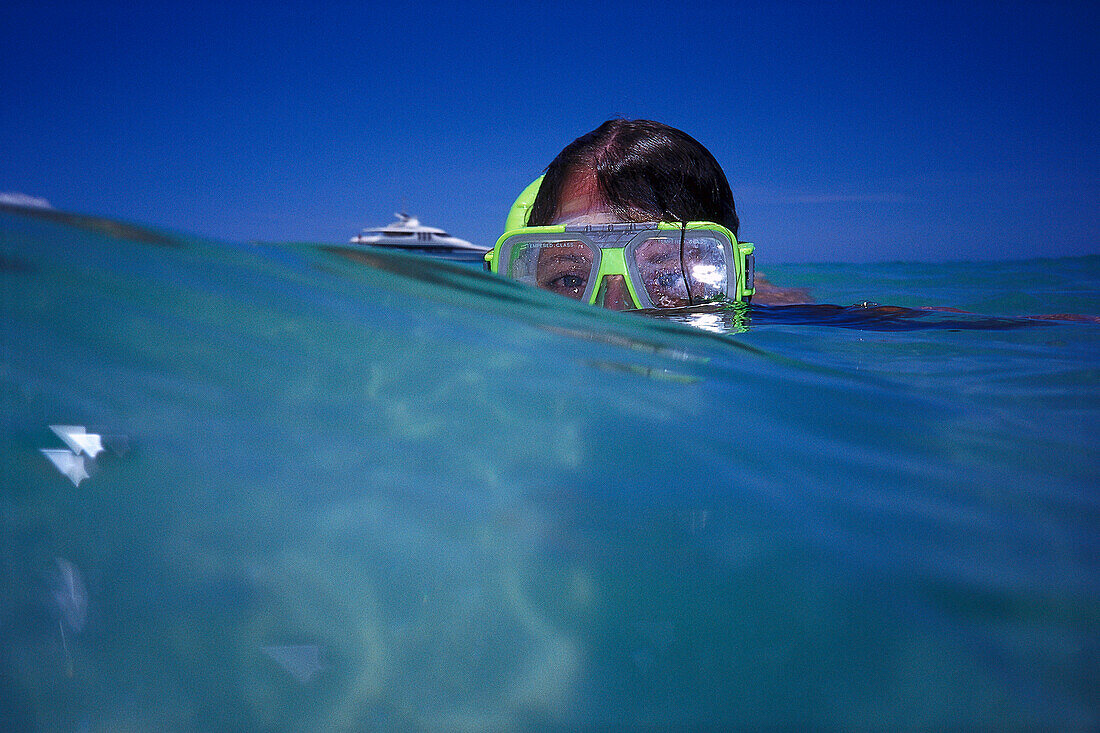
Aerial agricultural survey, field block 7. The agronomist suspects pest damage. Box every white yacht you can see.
[350,212,486,259]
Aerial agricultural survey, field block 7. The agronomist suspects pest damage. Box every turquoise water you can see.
[2,205,1098,730]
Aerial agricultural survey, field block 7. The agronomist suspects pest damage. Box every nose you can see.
[598,274,633,311]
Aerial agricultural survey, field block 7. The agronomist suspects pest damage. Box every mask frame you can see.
[486,177,755,306]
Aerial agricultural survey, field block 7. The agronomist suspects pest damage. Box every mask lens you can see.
[506,239,595,300]
[634,236,690,307]
[683,236,728,301]
[633,234,728,307]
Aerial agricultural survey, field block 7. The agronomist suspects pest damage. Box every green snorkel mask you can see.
[485,176,755,309]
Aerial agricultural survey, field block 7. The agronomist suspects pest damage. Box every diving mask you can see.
[486,222,754,308]
[485,178,755,309]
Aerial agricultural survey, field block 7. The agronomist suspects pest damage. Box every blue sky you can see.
[2,0,1096,262]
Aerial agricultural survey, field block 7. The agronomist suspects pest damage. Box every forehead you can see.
[551,169,614,225]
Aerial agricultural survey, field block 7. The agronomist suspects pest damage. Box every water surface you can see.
[2,206,1097,729]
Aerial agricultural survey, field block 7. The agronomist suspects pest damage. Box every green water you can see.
[2,206,1097,729]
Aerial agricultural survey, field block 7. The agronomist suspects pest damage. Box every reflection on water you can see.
[50,426,105,459]
[261,645,324,683]
[50,558,87,677]
[1,207,1098,729]
[39,448,91,487]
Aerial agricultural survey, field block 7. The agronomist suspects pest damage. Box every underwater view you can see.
[1,204,1098,730]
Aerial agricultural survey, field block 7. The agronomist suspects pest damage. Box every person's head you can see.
[526,119,739,237]
[488,119,753,310]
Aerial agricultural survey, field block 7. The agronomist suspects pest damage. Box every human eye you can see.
[652,270,683,290]
[535,243,592,299]
[548,272,587,293]
[641,268,690,307]
[537,265,589,298]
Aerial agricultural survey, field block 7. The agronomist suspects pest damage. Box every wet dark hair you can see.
[527,119,739,237]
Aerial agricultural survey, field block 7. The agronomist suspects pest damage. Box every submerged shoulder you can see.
[751,274,813,305]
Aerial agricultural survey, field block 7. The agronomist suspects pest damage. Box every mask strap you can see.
[679,222,694,306]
